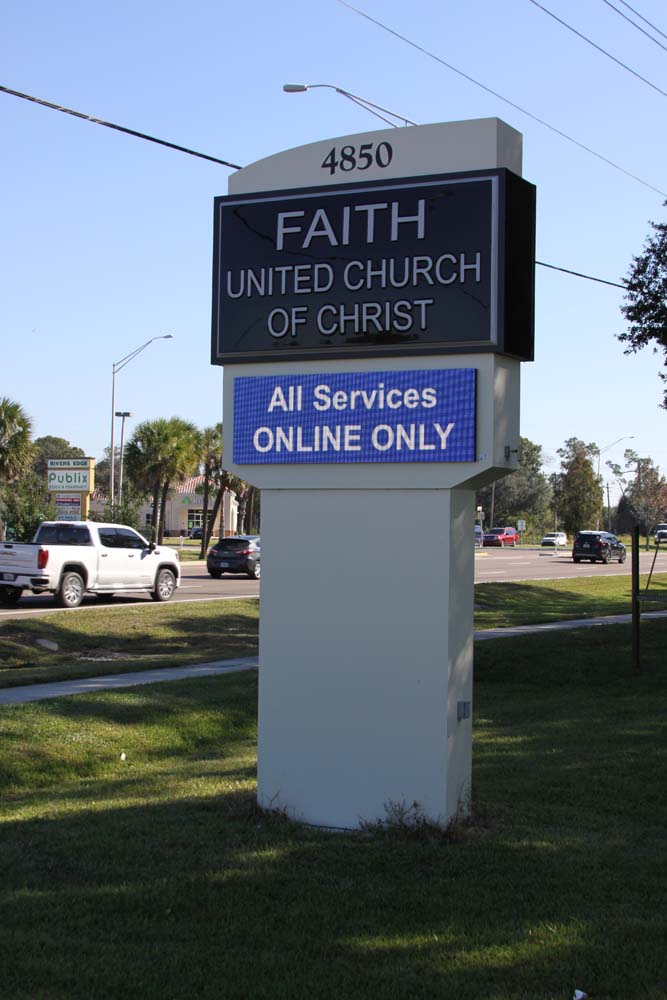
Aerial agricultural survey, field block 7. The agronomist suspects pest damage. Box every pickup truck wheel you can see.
[152,568,176,602]
[0,586,22,605]
[56,572,85,608]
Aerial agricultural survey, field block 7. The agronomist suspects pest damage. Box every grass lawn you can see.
[0,621,665,998]
[162,538,207,562]
[475,572,667,629]
[2,574,666,690]
[0,600,259,689]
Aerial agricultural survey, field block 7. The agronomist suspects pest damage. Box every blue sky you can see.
[2,0,666,500]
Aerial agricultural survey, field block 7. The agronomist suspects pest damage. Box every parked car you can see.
[540,531,567,547]
[207,535,260,579]
[483,526,519,547]
[654,523,667,545]
[474,524,484,548]
[572,531,626,564]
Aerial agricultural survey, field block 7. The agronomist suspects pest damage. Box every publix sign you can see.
[47,459,93,493]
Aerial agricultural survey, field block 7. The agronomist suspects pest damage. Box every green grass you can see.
[2,575,666,691]
[162,538,207,561]
[1,622,666,998]
[475,573,667,629]
[0,600,258,688]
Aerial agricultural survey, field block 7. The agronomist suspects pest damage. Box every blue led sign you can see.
[233,368,476,465]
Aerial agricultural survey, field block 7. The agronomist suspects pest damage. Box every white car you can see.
[654,523,667,545]
[541,531,567,547]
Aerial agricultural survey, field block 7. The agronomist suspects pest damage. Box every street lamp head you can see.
[282,81,416,128]
[161,334,174,340]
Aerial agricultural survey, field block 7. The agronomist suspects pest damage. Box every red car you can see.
[482,526,519,547]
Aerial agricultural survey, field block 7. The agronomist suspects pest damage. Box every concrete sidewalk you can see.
[0,657,258,705]
[2,610,666,706]
[475,608,667,640]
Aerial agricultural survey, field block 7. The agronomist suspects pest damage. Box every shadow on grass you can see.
[0,674,258,792]
[1,631,666,998]
[1,781,665,998]
[475,577,667,628]
[0,602,259,687]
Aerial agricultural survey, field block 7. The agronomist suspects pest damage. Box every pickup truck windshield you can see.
[35,524,93,545]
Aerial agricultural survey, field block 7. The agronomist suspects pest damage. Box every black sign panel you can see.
[211,169,535,364]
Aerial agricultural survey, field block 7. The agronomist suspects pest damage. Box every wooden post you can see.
[632,525,641,673]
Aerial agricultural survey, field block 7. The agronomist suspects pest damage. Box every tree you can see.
[156,418,199,543]
[88,491,144,534]
[628,459,667,548]
[0,398,33,540]
[196,424,222,556]
[0,474,56,541]
[31,436,86,479]
[552,437,603,537]
[124,418,199,542]
[124,419,174,541]
[92,447,112,495]
[608,449,667,548]
[619,205,667,408]
[476,437,551,532]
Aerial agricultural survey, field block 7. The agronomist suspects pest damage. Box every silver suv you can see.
[654,523,667,545]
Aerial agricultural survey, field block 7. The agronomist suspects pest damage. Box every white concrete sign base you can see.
[257,486,475,829]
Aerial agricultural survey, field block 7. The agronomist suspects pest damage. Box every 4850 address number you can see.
[321,141,393,175]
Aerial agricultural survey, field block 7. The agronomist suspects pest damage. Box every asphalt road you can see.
[0,548,664,620]
[474,545,663,583]
[0,563,259,620]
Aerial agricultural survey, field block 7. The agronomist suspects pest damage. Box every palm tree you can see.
[124,419,174,541]
[156,418,199,543]
[124,417,199,542]
[197,424,222,556]
[0,398,33,540]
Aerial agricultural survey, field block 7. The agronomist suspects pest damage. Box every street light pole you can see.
[282,83,417,127]
[115,411,133,509]
[110,335,173,512]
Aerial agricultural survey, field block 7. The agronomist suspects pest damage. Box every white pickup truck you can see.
[0,521,180,608]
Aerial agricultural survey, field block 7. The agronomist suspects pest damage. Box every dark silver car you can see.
[572,531,626,564]
[207,535,260,579]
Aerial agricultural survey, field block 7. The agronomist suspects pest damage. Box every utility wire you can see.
[0,85,242,170]
[334,0,667,199]
[536,260,625,288]
[527,0,667,99]
[1,82,628,291]
[600,0,667,54]
[615,0,667,42]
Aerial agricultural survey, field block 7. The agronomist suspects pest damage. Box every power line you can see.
[527,0,667,99]
[0,85,242,170]
[334,0,667,199]
[0,83,630,291]
[600,0,667,54]
[536,261,625,288]
[615,0,667,42]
